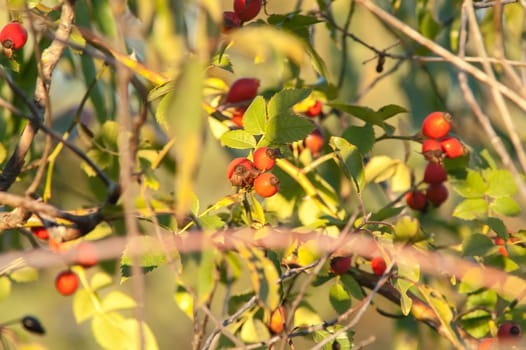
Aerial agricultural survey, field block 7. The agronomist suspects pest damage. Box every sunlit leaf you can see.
[73,289,96,323]
[174,283,194,320]
[243,96,267,136]
[267,88,311,118]
[239,317,270,343]
[220,129,257,149]
[259,111,315,146]
[490,197,521,217]
[101,291,137,312]
[329,137,365,192]
[453,199,488,220]
[329,282,351,314]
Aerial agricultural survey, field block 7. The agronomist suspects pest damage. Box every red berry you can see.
[497,322,522,341]
[225,78,260,104]
[304,128,324,157]
[222,11,242,33]
[422,139,443,163]
[423,162,447,184]
[371,256,387,276]
[440,137,464,158]
[305,100,323,117]
[405,191,428,211]
[74,242,98,268]
[231,109,245,127]
[426,183,448,207]
[269,306,286,334]
[227,157,257,187]
[31,226,49,240]
[55,270,79,296]
[254,173,280,197]
[253,147,280,171]
[422,111,452,139]
[330,256,351,275]
[233,0,262,22]
[0,22,28,50]
[227,157,253,179]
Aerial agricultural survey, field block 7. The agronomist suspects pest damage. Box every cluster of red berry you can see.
[0,21,28,58]
[222,0,262,33]
[329,252,387,277]
[406,112,465,212]
[227,147,281,198]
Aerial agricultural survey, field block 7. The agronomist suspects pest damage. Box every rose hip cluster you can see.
[222,0,262,33]
[0,21,28,58]
[406,112,465,212]
[227,147,281,198]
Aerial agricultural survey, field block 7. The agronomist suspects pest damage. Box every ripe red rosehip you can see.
[233,0,262,22]
[405,190,428,211]
[31,226,49,240]
[225,78,260,104]
[304,128,324,157]
[440,137,464,158]
[254,173,280,197]
[305,100,323,117]
[371,256,387,276]
[269,306,286,334]
[74,242,98,268]
[423,162,447,184]
[0,22,28,50]
[253,147,280,171]
[422,111,452,139]
[55,270,79,296]
[426,183,448,207]
[422,139,443,163]
[497,322,522,341]
[330,256,351,275]
[222,11,242,33]
[227,157,253,179]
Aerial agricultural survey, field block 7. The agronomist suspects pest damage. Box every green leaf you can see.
[92,313,159,350]
[90,271,113,291]
[340,274,365,300]
[235,243,280,310]
[490,197,521,217]
[485,217,508,239]
[329,282,351,314]
[394,279,414,316]
[452,170,487,198]
[227,291,255,315]
[239,318,270,343]
[259,111,315,146]
[312,328,353,350]
[121,236,169,280]
[462,233,494,257]
[329,137,365,192]
[10,267,38,282]
[377,104,408,120]
[196,214,225,230]
[267,88,311,118]
[197,248,219,307]
[329,103,407,129]
[485,170,518,197]
[293,303,324,328]
[100,121,119,150]
[453,199,488,220]
[0,277,11,302]
[101,291,137,312]
[163,60,206,219]
[73,289,96,323]
[174,283,194,320]
[0,141,7,164]
[460,309,492,339]
[391,162,411,193]
[394,216,420,241]
[341,123,375,155]
[364,156,399,183]
[243,96,267,136]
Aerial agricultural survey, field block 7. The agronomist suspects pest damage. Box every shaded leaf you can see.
[341,123,375,155]
[462,233,494,257]
[267,88,311,118]
[259,111,315,146]
[329,137,365,192]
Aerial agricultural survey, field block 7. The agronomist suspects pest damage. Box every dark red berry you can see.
[330,256,351,275]
[423,162,447,184]
[371,256,387,276]
[426,183,448,207]
[0,22,28,50]
[422,111,451,139]
[222,11,242,33]
[254,173,280,197]
[233,0,262,22]
[225,78,260,104]
[405,191,428,211]
[497,322,522,341]
[440,137,465,158]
